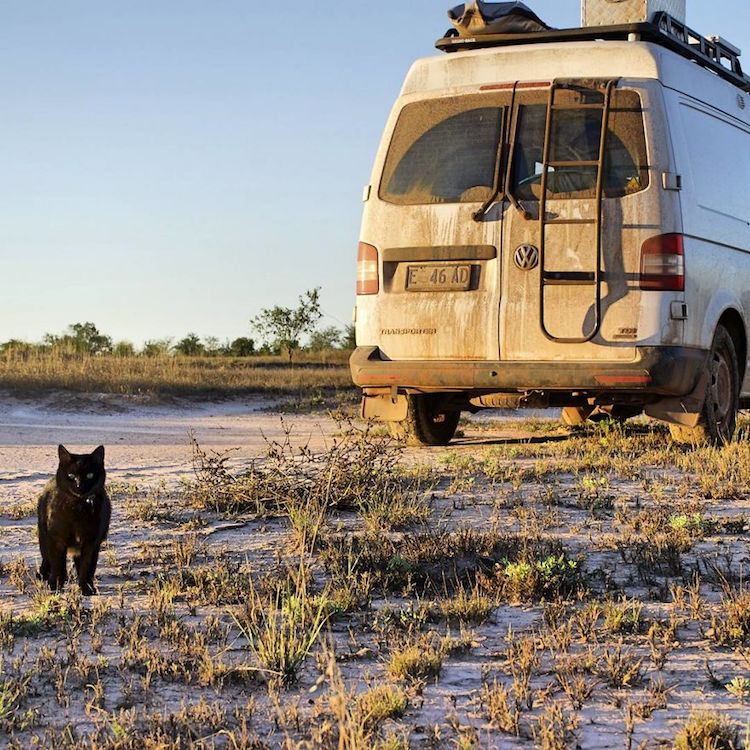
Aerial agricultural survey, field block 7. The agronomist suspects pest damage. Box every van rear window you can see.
[380,94,508,206]
[512,89,650,200]
[379,87,649,206]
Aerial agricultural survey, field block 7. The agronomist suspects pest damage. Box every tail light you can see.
[639,233,685,292]
[357,242,379,295]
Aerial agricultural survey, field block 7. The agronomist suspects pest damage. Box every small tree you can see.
[308,326,342,351]
[251,288,322,363]
[112,341,136,357]
[174,333,204,356]
[44,322,112,356]
[141,338,173,357]
[256,342,279,356]
[227,337,255,357]
[341,324,356,350]
[203,336,222,357]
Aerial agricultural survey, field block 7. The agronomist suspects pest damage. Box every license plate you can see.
[406,264,472,292]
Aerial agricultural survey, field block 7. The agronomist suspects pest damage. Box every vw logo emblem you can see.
[514,244,539,271]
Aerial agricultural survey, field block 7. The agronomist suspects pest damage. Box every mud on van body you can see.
[351,20,750,445]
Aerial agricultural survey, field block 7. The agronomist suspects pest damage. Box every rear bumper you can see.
[350,345,707,397]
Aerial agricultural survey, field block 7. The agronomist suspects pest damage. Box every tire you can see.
[388,394,460,446]
[669,325,740,446]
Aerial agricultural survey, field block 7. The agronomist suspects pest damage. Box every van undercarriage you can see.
[351,344,706,397]
[352,343,725,440]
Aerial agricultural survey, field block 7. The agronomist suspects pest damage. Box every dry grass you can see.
[387,635,443,681]
[0,349,354,399]
[232,563,329,687]
[673,712,738,750]
[319,529,583,603]
[315,651,409,749]
[187,420,430,526]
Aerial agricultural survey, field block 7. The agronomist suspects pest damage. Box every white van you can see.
[350,11,750,446]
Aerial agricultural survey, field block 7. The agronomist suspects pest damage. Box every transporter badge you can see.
[514,245,540,271]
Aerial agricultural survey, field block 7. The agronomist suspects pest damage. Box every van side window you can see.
[380,95,508,205]
[512,89,649,200]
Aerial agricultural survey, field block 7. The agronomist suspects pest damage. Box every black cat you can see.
[37,445,111,596]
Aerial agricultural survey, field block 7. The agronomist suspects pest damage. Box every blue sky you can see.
[1,1,748,345]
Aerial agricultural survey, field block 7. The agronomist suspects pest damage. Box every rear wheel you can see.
[388,394,460,446]
[669,325,740,445]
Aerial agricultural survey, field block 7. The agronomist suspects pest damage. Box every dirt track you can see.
[0,394,341,503]
[0,393,556,503]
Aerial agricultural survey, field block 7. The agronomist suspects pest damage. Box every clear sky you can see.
[2,1,748,345]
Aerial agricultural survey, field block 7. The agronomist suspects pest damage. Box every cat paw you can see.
[80,582,97,597]
[48,581,65,593]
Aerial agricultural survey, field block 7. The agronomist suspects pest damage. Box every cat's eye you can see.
[67,474,76,480]
[86,473,94,479]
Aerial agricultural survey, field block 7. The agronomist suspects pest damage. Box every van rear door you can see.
[500,81,652,362]
[364,91,513,361]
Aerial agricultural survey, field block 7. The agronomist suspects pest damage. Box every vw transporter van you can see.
[350,8,750,445]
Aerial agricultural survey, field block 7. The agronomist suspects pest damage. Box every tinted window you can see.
[380,96,506,205]
[379,87,648,206]
[512,89,649,200]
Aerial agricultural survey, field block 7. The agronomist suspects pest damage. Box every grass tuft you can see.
[388,636,443,682]
[673,712,738,750]
[232,564,329,687]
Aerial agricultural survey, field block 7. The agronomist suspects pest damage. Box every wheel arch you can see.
[700,291,747,380]
[717,308,747,384]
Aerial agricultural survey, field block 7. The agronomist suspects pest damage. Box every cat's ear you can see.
[92,445,105,464]
[58,444,71,462]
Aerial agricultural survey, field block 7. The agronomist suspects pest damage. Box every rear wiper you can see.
[473,84,530,222]
[505,187,531,221]
[473,187,531,222]
[472,189,502,221]
[472,107,507,222]
[501,82,530,221]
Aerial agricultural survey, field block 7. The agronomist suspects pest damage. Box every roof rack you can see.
[436,12,750,93]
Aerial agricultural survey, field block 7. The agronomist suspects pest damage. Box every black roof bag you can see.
[447,1,550,37]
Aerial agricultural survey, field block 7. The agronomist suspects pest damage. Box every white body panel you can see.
[663,82,750,392]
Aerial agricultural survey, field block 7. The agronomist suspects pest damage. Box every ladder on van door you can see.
[538,79,616,344]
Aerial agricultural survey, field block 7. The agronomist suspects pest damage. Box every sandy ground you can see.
[0,392,555,503]
[2,394,749,748]
[0,393,340,503]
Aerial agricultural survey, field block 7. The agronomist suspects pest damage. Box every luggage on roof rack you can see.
[436,11,750,94]
[447,1,550,38]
